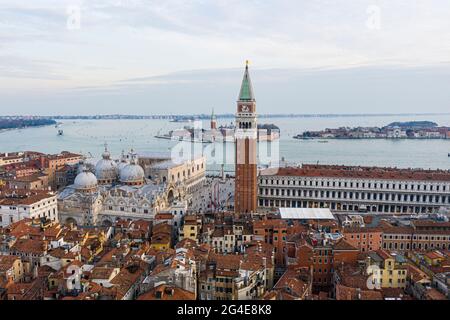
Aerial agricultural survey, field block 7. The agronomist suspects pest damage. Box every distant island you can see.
[294,121,450,140]
[1,113,450,121]
[0,118,56,131]
[385,121,437,128]
[155,123,280,143]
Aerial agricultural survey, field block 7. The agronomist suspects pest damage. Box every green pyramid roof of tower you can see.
[238,64,255,101]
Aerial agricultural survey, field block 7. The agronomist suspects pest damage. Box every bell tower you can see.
[234,61,258,213]
[210,108,217,130]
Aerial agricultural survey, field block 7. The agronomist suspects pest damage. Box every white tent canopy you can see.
[279,208,335,220]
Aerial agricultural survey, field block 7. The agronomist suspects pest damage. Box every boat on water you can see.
[293,135,313,140]
[169,117,195,123]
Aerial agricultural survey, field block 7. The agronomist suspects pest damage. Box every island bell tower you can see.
[210,108,217,130]
[234,61,258,213]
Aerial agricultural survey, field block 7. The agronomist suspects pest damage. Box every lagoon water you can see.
[1,114,450,170]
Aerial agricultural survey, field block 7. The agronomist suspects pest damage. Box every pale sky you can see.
[1,0,450,115]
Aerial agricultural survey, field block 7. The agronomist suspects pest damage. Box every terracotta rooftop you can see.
[211,253,241,270]
[424,251,444,260]
[333,239,358,251]
[406,264,430,282]
[129,219,152,232]
[274,268,311,298]
[211,227,224,238]
[11,238,47,255]
[184,215,200,225]
[151,234,171,245]
[343,226,382,233]
[253,219,287,229]
[152,222,172,235]
[336,265,368,289]
[154,213,173,220]
[175,238,198,250]
[424,288,447,300]
[137,284,195,300]
[91,266,118,280]
[6,282,34,296]
[0,189,55,206]
[336,284,383,300]
[46,152,81,160]
[7,219,43,238]
[0,255,20,272]
[7,174,47,183]
[261,164,450,182]
[110,264,146,299]
[412,220,450,229]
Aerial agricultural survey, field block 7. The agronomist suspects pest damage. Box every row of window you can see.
[349,234,378,239]
[384,234,450,241]
[168,163,204,182]
[259,199,437,214]
[370,277,406,285]
[107,206,149,214]
[215,287,233,293]
[383,242,448,250]
[0,199,56,211]
[259,188,450,204]
[260,178,449,192]
[1,208,56,225]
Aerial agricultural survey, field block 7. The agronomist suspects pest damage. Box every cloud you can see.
[0,55,69,80]
[2,65,450,116]
[0,0,450,114]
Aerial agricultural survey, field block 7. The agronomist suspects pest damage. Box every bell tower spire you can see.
[238,61,255,102]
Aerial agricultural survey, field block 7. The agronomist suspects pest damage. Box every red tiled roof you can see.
[137,284,195,300]
[110,264,146,299]
[412,220,450,228]
[333,239,358,251]
[0,189,55,206]
[253,219,287,229]
[424,251,444,260]
[262,164,450,182]
[11,238,47,255]
[375,249,392,260]
[274,269,310,298]
[335,284,383,300]
[425,288,447,300]
[0,255,19,272]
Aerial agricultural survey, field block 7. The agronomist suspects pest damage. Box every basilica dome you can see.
[95,145,118,183]
[74,166,98,191]
[119,153,144,185]
[117,150,129,174]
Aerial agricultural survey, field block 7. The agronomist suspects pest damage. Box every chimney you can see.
[155,290,163,299]
[165,287,174,296]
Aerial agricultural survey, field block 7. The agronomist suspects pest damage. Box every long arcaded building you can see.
[258,164,450,214]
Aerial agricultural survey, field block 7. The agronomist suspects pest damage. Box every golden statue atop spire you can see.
[245,60,249,67]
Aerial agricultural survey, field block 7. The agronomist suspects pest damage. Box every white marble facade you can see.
[58,147,192,226]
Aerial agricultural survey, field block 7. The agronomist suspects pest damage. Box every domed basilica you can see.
[58,145,206,227]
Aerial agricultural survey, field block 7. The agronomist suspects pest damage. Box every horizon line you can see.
[1,112,450,119]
